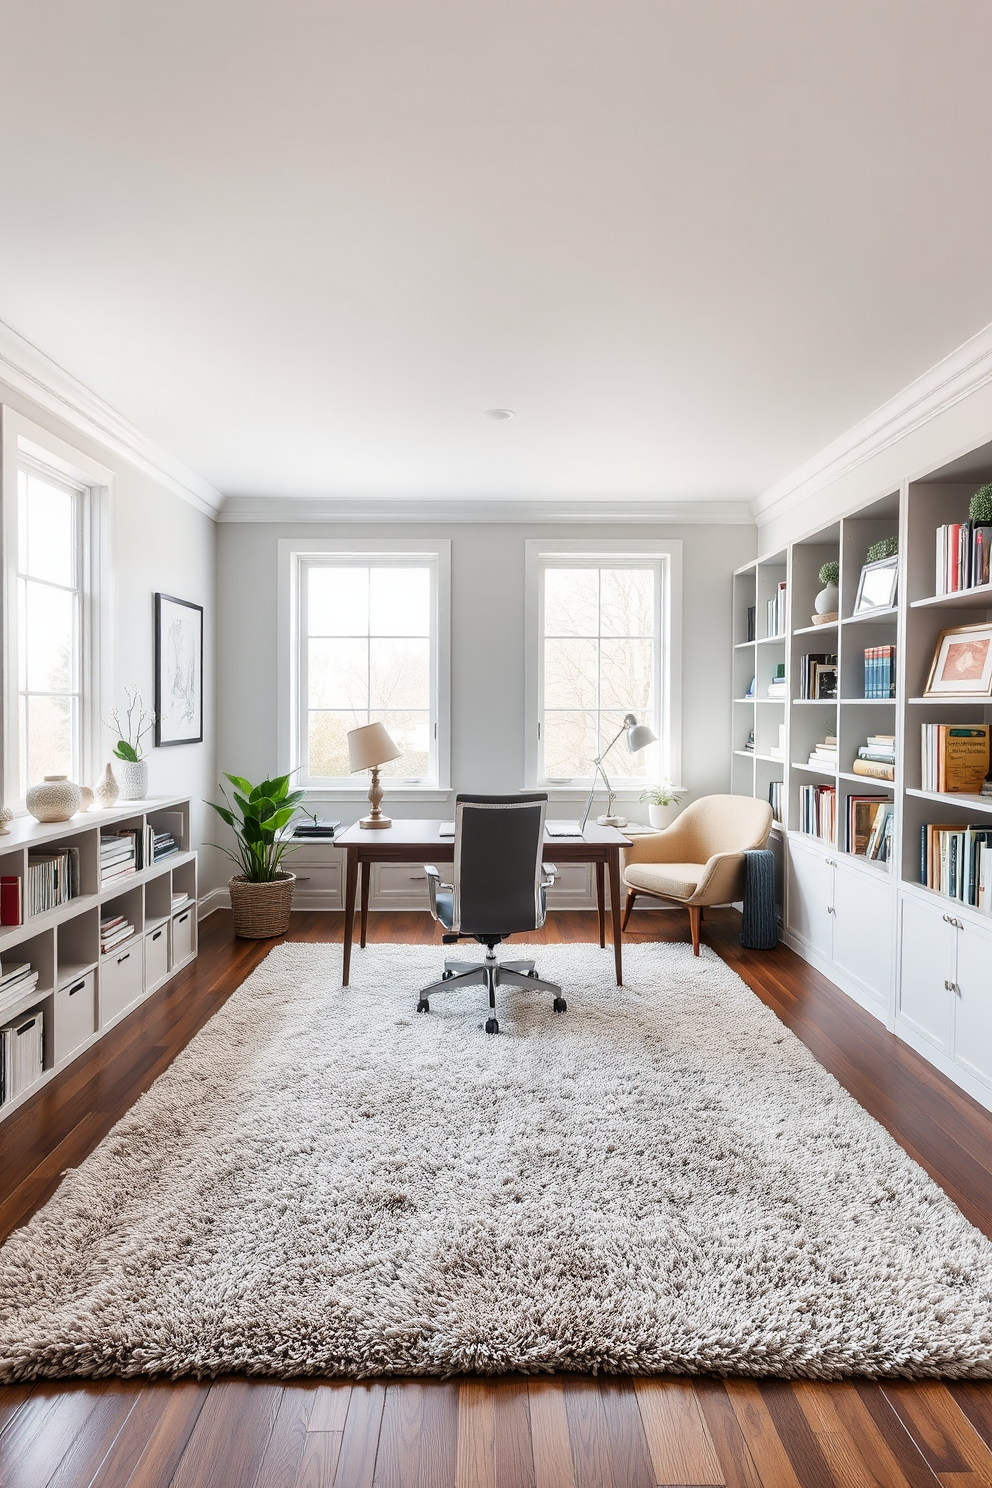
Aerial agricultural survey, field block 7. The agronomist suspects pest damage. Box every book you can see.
[799,653,836,701]
[848,795,888,856]
[921,724,990,794]
[852,758,895,781]
[0,877,22,927]
[865,802,893,861]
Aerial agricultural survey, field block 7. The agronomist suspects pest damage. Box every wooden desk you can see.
[336,819,630,986]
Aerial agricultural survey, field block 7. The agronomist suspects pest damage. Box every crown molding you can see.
[753,321,992,527]
[218,495,754,525]
[0,320,223,518]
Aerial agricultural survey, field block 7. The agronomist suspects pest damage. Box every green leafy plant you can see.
[970,484,992,524]
[207,773,305,882]
[866,536,898,564]
[818,560,840,587]
[639,782,683,807]
[105,686,155,762]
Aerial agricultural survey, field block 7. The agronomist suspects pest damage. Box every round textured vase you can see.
[116,759,148,801]
[95,763,120,809]
[229,873,296,939]
[26,775,82,823]
[0,805,12,835]
[812,581,839,622]
[78,786,94,812]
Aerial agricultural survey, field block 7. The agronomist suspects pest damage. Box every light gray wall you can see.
[216,519,755,823]
[0,379,219,888]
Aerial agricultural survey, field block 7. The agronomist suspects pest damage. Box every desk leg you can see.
[607,846,623,985]
[343,846,358,986]
[596,861,606,948]
[360,862,370,949]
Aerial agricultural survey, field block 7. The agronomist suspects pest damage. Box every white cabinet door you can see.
[897,896,956,1054]
[952,917,992,1089]
[831,864,893,1009]
[786,840,834,961]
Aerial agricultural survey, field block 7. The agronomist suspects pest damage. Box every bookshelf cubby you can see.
[733,455,992,1110]
[0,795,196,1120]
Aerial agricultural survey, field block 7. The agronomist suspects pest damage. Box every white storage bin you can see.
[99,940,142,1024]
[172,907,194,965]
[54,970,96,1062]
[144,924,169,990]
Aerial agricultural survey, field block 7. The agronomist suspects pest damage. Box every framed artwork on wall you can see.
[155,593,204,745]
[924,621,992,698]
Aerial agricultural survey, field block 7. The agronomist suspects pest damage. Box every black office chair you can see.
[419,792,565,1033]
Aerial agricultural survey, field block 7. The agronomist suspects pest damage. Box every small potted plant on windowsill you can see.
[208,772,305,938]
[639,782,683,830]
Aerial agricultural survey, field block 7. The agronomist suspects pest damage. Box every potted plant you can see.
[813,560,840,623]
[207,772,305,938]
[105,687,155,800]
[639,782,683,830]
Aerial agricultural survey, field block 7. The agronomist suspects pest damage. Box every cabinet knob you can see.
[826,905,835,915]
[945,980,959,993]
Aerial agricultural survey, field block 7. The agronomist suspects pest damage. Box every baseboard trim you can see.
[197,887,230,920]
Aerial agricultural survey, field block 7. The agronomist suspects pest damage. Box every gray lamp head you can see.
[623,714,657,752]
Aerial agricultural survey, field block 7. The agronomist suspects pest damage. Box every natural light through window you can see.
[16,467,83,796]
[301,560,436,783]
[539,561,662,783]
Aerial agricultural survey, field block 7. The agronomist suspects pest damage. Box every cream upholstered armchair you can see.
[621,795,773,955]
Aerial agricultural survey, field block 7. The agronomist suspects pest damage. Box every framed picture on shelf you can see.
[924,621,992,698]
[154,593,204,745]
[854,555,898,613]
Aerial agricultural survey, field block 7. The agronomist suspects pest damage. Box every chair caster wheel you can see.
[485,1017,499,1035]
[553,997,567,1013]
[441,971,453,980]
[417,998,430,1013]
[527,970,539,979]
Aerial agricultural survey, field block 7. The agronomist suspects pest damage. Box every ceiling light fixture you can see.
[483,408,514,421]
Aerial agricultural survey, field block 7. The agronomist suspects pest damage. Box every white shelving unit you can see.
[733,451,992,1110]
[0,795,197,1120]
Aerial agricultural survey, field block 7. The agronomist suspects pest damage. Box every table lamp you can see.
[583,713,657,828]
[347,722,402,829]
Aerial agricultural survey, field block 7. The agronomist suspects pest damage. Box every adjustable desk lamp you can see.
[583,713,657,829]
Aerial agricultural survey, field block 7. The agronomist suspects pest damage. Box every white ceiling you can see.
[2,1,992,506]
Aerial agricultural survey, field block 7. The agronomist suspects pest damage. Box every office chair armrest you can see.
[541,862,558,887]
[424,863,452,917]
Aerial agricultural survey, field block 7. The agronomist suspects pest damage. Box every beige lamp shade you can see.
[347,721,402,773]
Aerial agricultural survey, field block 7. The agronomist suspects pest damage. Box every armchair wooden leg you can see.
[688,905,701,956]
[621,889,637,931]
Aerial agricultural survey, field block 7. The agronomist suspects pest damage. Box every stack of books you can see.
[100,913,135,953]
[171,891,189,913]
[765,581,788,638]
[768,781,783,822]
[922,824,992,910]
[152,828,179,862]
[0,1008,43,1107]
[292,817,341,840]
[852,735,895,781]
[936,521,992,594]
[800,783,836,842]
[807,734,838,771]
[921,724,990,794]
[766,664,787,699]
[799,653,837,700]
[0,876,22,927]
[864,645,896,698]
[0,961,39,1018]
[26,847,77,914]
[744,729,755,753]
[848,797,892,860]
[101,833,137,885]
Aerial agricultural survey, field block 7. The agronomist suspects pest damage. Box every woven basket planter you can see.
[228,872,296,939]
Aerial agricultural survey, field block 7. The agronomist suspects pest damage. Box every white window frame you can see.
[278,538,451,798]
[524,539,683,794]
[1,407,113,810]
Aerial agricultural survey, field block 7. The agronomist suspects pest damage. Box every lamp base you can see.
[359,814,392,830]
[597,813,627,828]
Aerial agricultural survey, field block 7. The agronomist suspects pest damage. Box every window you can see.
[288,545,450,788]
[528,545,681,788]
[15,465,84,794]
[2,409,111,808]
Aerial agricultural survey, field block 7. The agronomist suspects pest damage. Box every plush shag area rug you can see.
[2,939,992,1382]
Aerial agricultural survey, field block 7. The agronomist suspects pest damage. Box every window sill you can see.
[301,785,453,804]
[539,783,686,799]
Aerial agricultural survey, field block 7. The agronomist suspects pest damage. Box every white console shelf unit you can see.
[0,795,197,1121]
[733,448,992,1111]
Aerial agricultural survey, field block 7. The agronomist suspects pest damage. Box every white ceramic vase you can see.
[26,775,82,823]
[648,802,679,830]
[813,581,839,617]
[116,758,148,800]
[95,763,120,809]
[0,805,12,835]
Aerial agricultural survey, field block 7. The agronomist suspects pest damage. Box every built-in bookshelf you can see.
[0,795,197,1120]
[732,453,992,1110]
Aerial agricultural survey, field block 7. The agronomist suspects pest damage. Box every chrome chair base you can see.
[417,948,565,1032]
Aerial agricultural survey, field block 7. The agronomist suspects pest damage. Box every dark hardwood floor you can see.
[3,906,992,1488]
